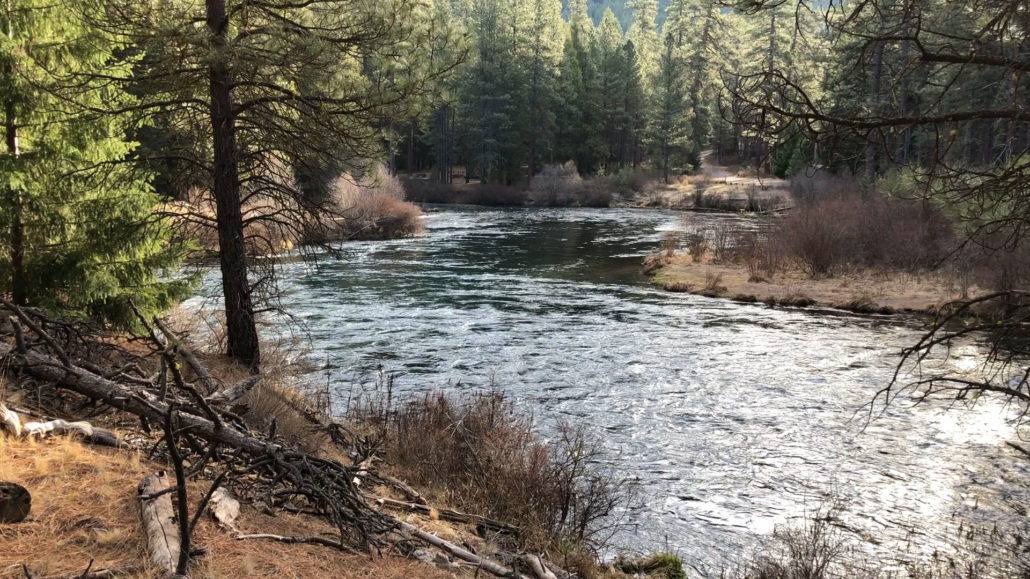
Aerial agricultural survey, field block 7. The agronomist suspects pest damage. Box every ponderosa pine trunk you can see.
[206,0,260,369]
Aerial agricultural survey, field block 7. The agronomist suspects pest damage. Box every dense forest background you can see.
[5,0,1030,371]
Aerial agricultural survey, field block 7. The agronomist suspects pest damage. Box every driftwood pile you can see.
[0,300,571,579]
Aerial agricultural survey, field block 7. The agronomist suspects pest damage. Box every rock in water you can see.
[0,481,30,523]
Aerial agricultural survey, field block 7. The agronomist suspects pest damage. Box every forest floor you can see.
[0,434,459,578]
[0,326,670,579]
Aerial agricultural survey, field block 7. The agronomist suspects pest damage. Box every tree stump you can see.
[0,481,31,523]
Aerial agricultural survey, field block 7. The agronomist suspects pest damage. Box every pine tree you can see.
[556,25,606,174]
[519,0,565,177]
[85,0,455,367]
[648,33,690,182]
[597,9,627,170]
[0,0,188,327]
[626,0,660,92]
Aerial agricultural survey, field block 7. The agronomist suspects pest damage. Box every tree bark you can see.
[206,0,260,369]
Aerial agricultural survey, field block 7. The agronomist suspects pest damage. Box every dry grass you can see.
[654,255,982,314]
[0,435,150,577]
[0,434,455,578]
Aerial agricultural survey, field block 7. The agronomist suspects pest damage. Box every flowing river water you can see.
[184,206,1029,575]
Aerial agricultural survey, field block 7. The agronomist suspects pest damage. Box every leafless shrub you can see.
[767,193,955,278]
[316,167,424,241]
[711,224,735,263]
[627,169,661,193]
[530,161,583,201]
[744,502,855,579]
[790,170,862,203]
[660,232,680,257]
[684,231,710,262]
[702,272,726,295]
[527,162,613,207]
[351,390,634,554]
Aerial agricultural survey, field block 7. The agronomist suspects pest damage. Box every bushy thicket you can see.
[350,390,633,557]
[322,166,424,240]
[529,162,613,207]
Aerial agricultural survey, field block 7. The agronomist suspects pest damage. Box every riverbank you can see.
[0,304,686,578]
[648,253,980,315]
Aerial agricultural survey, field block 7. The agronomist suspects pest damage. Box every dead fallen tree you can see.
[0,403,120,447]
[0,303,578,579]
[138,472,181,575]
[373,496,519,535]
[0,339,391,541]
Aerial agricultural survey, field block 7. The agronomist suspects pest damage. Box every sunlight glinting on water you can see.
[181,206,1029,574]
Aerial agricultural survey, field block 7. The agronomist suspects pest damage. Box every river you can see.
[183,206,1029,575]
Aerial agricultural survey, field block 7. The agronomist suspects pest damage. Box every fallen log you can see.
[1,402,120,447]
[524,554,558,579]
[397,520,532,579]
[22,419,121,448]
[207,375,262,406]
[0,341,391,545]
[0,341,282,458]
[373,496,518,535]
[138,472,180,576]
[0,403,21,437]
[235,534,359,554]
[373,473,428,505]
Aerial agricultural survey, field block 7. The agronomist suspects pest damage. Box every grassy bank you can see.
[644,176,1030,315]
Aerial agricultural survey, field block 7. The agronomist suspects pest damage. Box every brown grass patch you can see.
[0,435,454,578]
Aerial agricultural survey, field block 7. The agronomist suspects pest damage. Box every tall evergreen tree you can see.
[557,25,606,174]
[597,9,627,170]
[648,33,690,182]
[520,0,565,177]
[626,0,660,92]
[0,0,188,327]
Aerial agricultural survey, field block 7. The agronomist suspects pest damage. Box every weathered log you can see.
[397,521,532,579]
[138,472,180,576]
[374,496,518,535]
[0,481,31,523]
[374,473,428,505]
[0,342,283,458]
[524,554,558,579]
[21,419,121,448]
[0,341,390,544]
[0,403,21,437]
[206,375,262,406]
